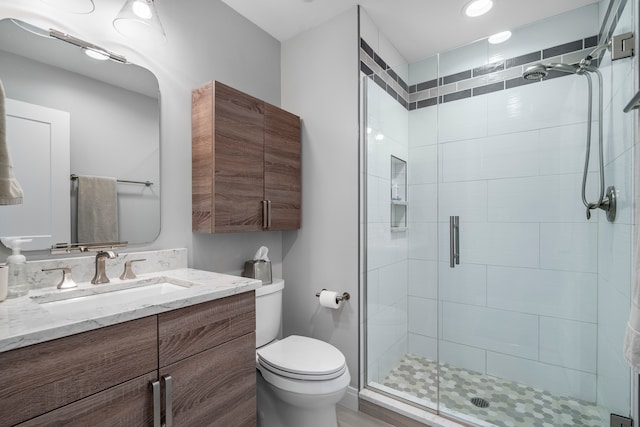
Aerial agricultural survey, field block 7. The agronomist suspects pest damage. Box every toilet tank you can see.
[255,279,284,348]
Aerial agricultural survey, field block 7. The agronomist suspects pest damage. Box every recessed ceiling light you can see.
[464,0,493,17]
[488,30,512,44]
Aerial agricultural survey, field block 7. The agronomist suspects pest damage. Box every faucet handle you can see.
[42,267,77,289]
[120,259,146,280]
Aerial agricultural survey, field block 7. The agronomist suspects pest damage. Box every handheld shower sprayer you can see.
[520,47,616,222]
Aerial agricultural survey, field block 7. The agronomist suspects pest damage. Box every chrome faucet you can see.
[91,251,118,284]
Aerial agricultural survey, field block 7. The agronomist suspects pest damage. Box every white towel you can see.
[0,79,23,205]
[77,175,119,243]
[624,234,640,371]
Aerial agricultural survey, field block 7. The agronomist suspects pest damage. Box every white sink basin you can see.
[31,276,191,315]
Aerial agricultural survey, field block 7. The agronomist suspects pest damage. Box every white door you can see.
[0,99,70,250]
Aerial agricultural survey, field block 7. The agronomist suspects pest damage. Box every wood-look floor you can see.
[337,406,395,427]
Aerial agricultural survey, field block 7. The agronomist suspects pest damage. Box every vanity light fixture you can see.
[9,19,51,38]
[50,29,127,64]
[463,0,493,17]
[488,30,512,44]
[113,0,167,44]
[40,0,95,14]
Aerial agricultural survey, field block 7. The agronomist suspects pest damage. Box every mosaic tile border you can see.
[360,35,599,111]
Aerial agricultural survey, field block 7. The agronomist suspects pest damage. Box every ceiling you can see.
[221,0,601,63]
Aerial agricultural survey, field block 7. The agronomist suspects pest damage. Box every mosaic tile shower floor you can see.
[380,353,603,427]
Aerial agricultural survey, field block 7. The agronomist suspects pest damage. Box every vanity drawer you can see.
[158,291,255,367]
[0,316,158,426]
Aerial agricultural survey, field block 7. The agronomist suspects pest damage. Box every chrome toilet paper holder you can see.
[315,289,350,303]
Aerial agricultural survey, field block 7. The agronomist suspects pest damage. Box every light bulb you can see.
[84,48,109,61]
[132,0,152,19]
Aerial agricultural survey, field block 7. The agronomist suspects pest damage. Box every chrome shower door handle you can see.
[449,216,460,268]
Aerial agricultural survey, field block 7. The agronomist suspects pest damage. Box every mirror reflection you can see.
[0,18,160,251]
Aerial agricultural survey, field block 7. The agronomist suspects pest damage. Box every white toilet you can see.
[255,279,350,427]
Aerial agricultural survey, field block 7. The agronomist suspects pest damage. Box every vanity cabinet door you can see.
[16,372,157,427]
[0,316,157,426]
[159,333,257,427]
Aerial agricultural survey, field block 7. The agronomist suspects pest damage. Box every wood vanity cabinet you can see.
[1,292,256,427]
[157,291,256,426]
[192,81,301,233]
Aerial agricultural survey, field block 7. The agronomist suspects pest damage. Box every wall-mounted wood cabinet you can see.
[192,81,301,233]
[1,292,256,427]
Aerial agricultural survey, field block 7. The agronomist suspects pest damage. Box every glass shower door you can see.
[363,2,634,424]
[429,4,633,423]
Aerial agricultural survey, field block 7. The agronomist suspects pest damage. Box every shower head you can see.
[522,62,578,80]
[522,64,548,80]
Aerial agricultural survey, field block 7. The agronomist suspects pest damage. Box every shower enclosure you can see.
[360,1,635,426]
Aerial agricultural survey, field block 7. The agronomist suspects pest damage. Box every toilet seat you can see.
[257,335,346,381]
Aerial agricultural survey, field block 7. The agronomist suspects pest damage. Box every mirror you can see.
[0,18,160,251]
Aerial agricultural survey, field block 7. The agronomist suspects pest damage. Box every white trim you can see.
[338,386,359,411]
[359,389,464,427]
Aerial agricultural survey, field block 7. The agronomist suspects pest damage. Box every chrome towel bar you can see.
[70,173,153,187]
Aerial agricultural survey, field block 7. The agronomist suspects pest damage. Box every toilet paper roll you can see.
[318,290,341,309]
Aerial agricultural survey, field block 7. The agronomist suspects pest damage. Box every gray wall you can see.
[281,7,360,389]
[0,0,283,275]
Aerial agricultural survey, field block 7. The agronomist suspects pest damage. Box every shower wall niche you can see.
[390,156,407,231]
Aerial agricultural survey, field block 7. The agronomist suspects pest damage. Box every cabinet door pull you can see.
[151,380,161,427]
[161,375,173,427]
[267,200,272,228]
[262,200,268,229]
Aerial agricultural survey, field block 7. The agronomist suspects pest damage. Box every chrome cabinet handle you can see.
[262,200,268,229]
[151,380,161,427]
[262,200,273,229]
[449,216,460,268]
[162,375,173,427]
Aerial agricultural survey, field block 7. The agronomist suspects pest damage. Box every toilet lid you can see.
[257,335,346,380]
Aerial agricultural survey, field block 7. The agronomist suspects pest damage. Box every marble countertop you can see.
[0,268,261,353]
